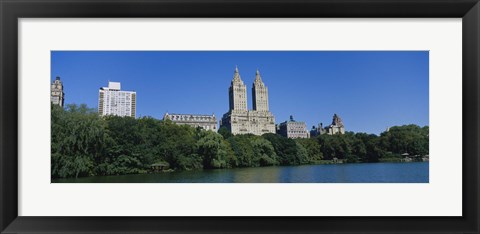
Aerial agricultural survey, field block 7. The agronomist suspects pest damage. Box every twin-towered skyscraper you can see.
[221,67,276,135]
[228,66,269,112]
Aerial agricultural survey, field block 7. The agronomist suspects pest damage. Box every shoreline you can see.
[52,161,429,181]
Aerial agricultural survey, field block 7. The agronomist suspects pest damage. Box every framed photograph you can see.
[1,0,479,233]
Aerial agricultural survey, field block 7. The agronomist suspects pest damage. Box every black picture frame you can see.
[1,0,479,233]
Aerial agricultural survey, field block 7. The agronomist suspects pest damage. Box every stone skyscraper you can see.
[252,69,269,112]
[51,76,64,107]
[221,67,275,135]
[229,66,248,111]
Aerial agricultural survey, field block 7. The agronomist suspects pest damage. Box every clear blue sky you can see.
[51,51,429,135]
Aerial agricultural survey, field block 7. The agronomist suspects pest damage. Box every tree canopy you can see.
[51,104,429,179]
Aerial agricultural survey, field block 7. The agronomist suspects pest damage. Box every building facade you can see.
[51,76,64,107]
[326,114,345,135]
[278,115,310,139]
[221,67,276,135]
[310,114,346,136]
[163,113,218,132]
[98,81,136,118]
[310,123,326,137]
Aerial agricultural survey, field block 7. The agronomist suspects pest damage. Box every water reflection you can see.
[53,162,429,183]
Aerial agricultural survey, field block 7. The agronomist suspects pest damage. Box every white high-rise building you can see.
[98,81,136,118]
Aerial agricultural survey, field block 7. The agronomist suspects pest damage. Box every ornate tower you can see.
[252,69,269,112]
[228,66,248,111]
[51,76,64,107]
[332,114,344,127]
[327,114,345,135]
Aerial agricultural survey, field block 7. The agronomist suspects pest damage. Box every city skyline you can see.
[51,51,429,135]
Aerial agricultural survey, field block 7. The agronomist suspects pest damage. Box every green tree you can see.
[196,130,230,169]
[317,133,356,161]
[158,120,199,170]
[295,141,309,164]
[51,104,108,178]
[263,133,303,165]
[380,124,429,156]
[52,103,429,179]
[295,138,323,163]
[228,134,255,167]
[251,137,278,166]
[218,126,233,139]
[354,132,384,162]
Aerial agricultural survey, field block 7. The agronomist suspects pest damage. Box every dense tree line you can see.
[52,104,429,179]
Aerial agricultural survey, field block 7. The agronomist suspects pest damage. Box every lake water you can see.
[53,162,429,183]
